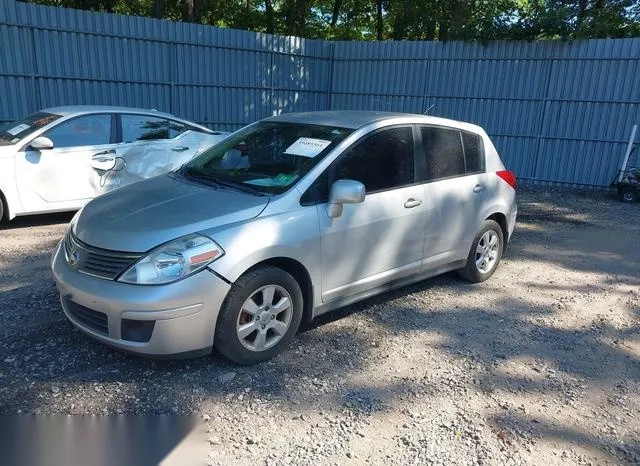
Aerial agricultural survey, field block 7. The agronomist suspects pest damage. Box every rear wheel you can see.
[0,193,5,224]
[214,266,303,365]
[618,187,639,203]
[458,219,504,283]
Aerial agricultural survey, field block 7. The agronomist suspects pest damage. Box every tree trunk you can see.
[265,0,275,34]
[182,0,194,22]
[376,0,383,40]
[331,0,343,27]
[153,0,163,19]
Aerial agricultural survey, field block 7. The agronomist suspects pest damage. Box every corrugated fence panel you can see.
[1,0,639,187]
[330,38,640,187]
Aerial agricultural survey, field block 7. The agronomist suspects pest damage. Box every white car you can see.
[0,106,228,222]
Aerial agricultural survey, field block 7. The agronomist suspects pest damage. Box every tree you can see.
[25,0,640,40]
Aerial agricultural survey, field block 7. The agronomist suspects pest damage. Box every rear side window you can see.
[421,127,465,180]
[169,121,189,139]
[462,132,484,174]
[121,114,169,142]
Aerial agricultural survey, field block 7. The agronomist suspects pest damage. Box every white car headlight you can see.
[118,234,224,285]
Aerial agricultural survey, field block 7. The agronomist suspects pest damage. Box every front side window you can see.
[180,121,353,195]
[421,127,465,181]
[0,112,62,145]
[44,114,111,148]
[334,127,415,193]
[121,115,169,142]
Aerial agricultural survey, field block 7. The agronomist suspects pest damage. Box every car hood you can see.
[74,174,269,252]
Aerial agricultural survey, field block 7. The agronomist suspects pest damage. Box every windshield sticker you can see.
[245,174,298,187]
[6,124,30,136]
[284,138,331,158]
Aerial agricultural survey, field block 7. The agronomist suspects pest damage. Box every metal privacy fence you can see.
[1,0,639,187]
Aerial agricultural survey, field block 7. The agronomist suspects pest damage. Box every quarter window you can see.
[334,127,415,193]
[121,115,169,142]
[44,114,111,148]
[462,132,484,173]
[421,127,465,181]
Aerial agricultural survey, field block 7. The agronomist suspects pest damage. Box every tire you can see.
[618,187,639,203]
[214,266,303,365]
[458,219,504,283]
[0,193,5,224]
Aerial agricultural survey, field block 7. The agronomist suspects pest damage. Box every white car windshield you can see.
[179,121,353,195]
[0,112,61,145]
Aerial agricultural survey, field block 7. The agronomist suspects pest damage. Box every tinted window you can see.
[122,115,168,142]
[44,114,111,148]
[421,127,465,180]
[334,127,414,193]
[462,132,484,173]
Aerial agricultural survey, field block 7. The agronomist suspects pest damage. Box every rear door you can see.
[111,114,215,189]
[418,126,488,266]
[15,113,116,210]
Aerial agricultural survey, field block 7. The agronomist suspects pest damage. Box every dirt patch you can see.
[0,188,638,465]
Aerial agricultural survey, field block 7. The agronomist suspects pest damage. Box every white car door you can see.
[110,114,224,189]
[14,113,116,211]
[316,126,427,303]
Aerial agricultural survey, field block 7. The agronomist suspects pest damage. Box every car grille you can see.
[64,231,142,280]
[64,297,109,335]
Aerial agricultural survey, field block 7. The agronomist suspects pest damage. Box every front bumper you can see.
[51,241,231,357]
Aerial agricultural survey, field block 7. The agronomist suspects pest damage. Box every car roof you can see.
[42,105,176,118]
[265,110,484,133]
[41,106,213,133]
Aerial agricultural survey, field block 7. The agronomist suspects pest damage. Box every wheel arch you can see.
[485,212,508,242]
[239,257,314,327]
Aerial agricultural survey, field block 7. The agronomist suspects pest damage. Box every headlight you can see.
[118,234,224,285]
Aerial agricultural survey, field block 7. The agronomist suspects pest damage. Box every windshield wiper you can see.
[181,167,268,196]
[207,176,269,196]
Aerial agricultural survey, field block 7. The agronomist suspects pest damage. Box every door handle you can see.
[404,198,422,208]
[92,150,116,160]
[473,184,485,193]
[172,146,189,152]
[90,151,116,171]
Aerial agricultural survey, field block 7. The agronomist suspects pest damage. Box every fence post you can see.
[29,27,42,112]
[531,58,555,184]
[325,42,335,110]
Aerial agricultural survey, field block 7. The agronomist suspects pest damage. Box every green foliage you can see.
[23,0,640,40]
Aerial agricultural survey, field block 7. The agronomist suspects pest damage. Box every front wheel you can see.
[214,266,303,365]
[458,219,504,283]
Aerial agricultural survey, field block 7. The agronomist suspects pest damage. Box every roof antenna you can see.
[424,103,435,115]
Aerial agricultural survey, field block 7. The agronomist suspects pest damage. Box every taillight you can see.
[496,170,516,190]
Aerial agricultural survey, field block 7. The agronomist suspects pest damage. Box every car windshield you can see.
[179,121,353,195]
[0,112,61,145]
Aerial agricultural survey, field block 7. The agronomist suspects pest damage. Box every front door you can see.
[318,126,426,302]
[15,113,115,211]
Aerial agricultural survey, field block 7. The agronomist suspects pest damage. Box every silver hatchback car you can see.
[52,111,517,364]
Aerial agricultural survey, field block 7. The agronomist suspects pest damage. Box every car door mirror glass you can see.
[29,136,54,151]
[327,179,365,218]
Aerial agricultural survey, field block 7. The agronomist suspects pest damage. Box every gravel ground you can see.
[0,187,639,465]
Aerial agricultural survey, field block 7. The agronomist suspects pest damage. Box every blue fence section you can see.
[1,0,639,187]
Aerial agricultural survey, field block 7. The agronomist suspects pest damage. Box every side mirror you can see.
[327,179,365,218]
[30,136,54,151]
